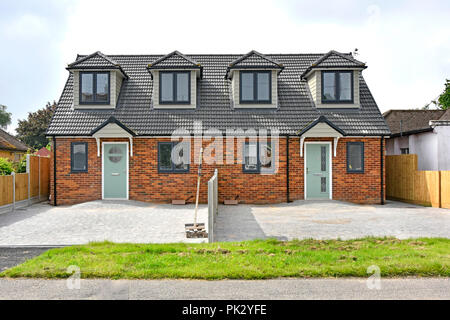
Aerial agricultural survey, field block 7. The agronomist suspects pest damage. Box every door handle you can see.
[306,168,309,174]
[111,173,120,176]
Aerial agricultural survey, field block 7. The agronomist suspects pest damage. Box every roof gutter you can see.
[390,127,433,138]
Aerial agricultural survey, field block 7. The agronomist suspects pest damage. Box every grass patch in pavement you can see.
[1,237,448,279]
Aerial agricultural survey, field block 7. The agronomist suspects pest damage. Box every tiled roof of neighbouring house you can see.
[0,128,28,151]
[382,109,447,135]
[47,51,390,136]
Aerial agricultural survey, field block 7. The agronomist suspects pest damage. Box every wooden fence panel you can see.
[386,154,449,208]
[386,154,417,201]
[29,155,39,197]
[15,173,29,202]
[441,171,450,209]
[0,155,51,211]
[0,175,13,206]
[40,157,50,197]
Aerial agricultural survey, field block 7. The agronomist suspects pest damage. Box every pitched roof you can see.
[47,52,390,136]
[67,51,129,79]
[439,109,450,120]
[0,129,28,152]
[302,50,366,78]
[297,115,346,136]
[36,147,51,157]
[147,51,201,69]
[91,116,136,136]
[383,109,447,136]
[226,50,284,78]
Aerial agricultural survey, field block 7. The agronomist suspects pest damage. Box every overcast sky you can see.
[1,0,449,134]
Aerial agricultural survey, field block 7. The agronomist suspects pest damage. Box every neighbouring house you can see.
[47,50,390,206]
[383,109,450,170]
[0,128,28,161]
[35,147,51,157]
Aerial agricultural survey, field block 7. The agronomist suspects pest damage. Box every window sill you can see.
[158,170,190,174]
[316,103,360,109]
[153,105,196,109]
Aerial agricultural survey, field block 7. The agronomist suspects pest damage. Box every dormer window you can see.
[239,71,271,104]
[159,71,191,104]
[321,71,353,104]
[80,72,110,104]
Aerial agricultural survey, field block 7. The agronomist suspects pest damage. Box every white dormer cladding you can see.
[229,69,278,109]
[150,69,199,109]
[306,69,361,109]
[72,70,124,109]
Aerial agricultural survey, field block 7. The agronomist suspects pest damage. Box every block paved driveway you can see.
[0,200,448,246]
[0,201,208,246]
[215,200,450,241]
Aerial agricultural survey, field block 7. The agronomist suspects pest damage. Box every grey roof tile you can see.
[48,52,390,136]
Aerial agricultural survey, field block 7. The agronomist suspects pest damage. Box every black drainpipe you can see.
[53,136,57,206]
[380,136,384,205]
[286,135,291,203]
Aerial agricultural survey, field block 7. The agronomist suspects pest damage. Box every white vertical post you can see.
[214,169,218,215]
[11,172,15,212]
[26,154,31,205]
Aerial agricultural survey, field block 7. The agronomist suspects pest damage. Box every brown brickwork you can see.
[50,137,385,206]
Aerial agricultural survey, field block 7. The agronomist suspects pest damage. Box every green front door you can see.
[306,143,330,199]
[103,143,128,199]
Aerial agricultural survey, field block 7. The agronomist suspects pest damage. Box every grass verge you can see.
[1,237,449,279]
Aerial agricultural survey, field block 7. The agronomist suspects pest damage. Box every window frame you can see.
[242,141,275,173]
[159,71,191,105]
[79,71,111,105]
[70,142,88,173]
[157,142,190,173]
[321,71,354,104]
[346,142,364,173]
[400,148,409,154]
[239,71,272,104]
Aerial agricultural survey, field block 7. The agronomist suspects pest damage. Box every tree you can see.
[16,102,56,150]
[438,79,450,110]
[0,105,12,129]
[423,79,450,110]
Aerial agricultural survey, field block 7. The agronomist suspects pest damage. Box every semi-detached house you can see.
[47,50,390,205]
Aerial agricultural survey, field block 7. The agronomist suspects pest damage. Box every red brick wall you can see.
[50,137,385,206]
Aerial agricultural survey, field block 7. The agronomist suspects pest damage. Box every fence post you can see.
[26,154,31,206]
[208,179,213,243]
[38,155,41,201]
[438,171,442,208]
[214,169,218,215]
[11,172,15,212]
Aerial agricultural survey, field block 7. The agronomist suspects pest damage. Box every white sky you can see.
[1,0,449,134]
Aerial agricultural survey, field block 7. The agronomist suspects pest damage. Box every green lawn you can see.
[1,238,449,279]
